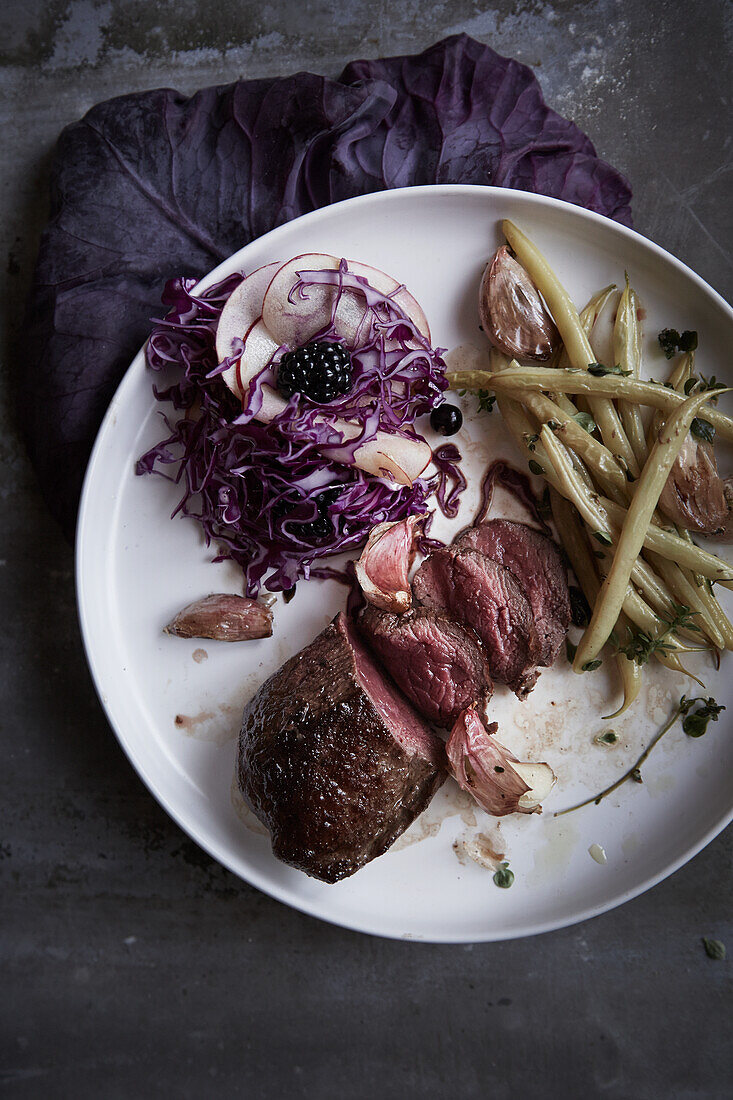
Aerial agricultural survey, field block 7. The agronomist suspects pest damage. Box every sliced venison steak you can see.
[238,612,445,883]
[358,604,494,729]
[456,519,570,666]
[413,547,540,698]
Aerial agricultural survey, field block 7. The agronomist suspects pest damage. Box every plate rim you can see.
[76,183,733,943]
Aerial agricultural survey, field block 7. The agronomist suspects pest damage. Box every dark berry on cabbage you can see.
[277,341,353,403]
[274,487,343,542]
[430,403,463,436]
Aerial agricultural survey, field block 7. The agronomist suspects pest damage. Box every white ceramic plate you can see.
[77,185,733,942]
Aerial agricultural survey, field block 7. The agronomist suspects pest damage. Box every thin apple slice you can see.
[221,317,279,399]
[215,262,281,376]
[349,260,430,342]
[262,254,431,351]
[261,253,341,348]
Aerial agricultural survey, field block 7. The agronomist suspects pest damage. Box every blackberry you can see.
[277,341,353,403]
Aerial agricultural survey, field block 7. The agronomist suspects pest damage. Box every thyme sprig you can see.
[456,388,496,414]
[684,373,724,403]
[618,604,701,665]
[476,389,496,414]
[555,694,724,816]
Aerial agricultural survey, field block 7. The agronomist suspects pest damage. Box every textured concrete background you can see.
[2,1,732,1096]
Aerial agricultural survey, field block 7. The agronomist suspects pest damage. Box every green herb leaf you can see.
[587,362,633,377]
[679,330,698,353]
[702,937,726,960]
[582,659,603,672]
[684,374,723,403]
[658,328,682,359]
[658,328,698,359]
[681,697,725,738]
[524,432,539,452]
[571,411,597,434]
[631,768,643,783]
[476,389,496,414]
[592,531,613,546]
[493,862,515,889]
[690,417,715,443]
[528,459,544,476]
[698,374,723,399]
[594,729,618,746]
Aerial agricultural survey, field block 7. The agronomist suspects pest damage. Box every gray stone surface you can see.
[1,1,731,1096]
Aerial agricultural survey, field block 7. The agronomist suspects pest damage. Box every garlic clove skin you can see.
[354,515,420,613]
[658,435,730,535]
[709,478,733,541]
[165,594,273,641]
[479,246,559,362]
[446,707,556,817]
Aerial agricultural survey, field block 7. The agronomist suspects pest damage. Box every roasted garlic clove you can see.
[479,246,559,362]
[165,594,273,641]
[354,515,420,614]
[446,707,556,816]
[658,435,730,535]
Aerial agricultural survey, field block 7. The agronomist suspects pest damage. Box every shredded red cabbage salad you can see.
[137,264,464,594]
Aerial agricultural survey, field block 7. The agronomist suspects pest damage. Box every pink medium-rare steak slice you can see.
[237,612,445,883]
[412,547,540,698]
[357,604,494,729]
[455,519,570,666]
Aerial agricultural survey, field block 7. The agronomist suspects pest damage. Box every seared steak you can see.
[455,519,570,666]
[237,612,445,883]
[358,604,494,728]
[413,547,540,698]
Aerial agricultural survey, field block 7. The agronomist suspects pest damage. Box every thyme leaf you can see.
[571,411,597,434]
[684,373,723,402]
[492,862,515,889]
[587,362,633,377]
[690,417,715,444]
[680,695,725,738]
[476,389,496,414]
[702,937,726,960]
